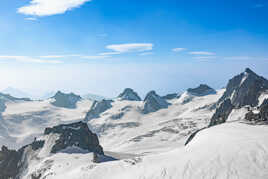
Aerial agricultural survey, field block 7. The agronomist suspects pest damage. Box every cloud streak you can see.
[18,0,91,16]
[172,48,186,52]
[0,56,62,64]
[106,43,153,54]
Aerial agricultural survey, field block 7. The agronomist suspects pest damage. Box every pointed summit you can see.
[187,84,216,96]
[118,88,141,101]
[210,68,268,126]
[51,91,82,108]
[245,67,255,74]
[217,68,268,108]
[143,91,169,114]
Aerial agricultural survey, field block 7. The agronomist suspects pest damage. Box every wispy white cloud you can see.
[139,52,154,56]
[172,48,186,52]
[18,0,91,16]
[40,55,65,58]
[24,17,37,21]
[189,51,216,55]
[0,56,62,64]
[106,43,153,54]
[81,55,111,60]
[98,52,121,56]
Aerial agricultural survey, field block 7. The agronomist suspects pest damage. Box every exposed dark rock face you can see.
[218,68,268,108]
[143,91,169,114]
[187,84,216,96]
[0,140,44,179]
[51,91,82,108]
[162,93,178,100]
[209,68,268,127]
[85,100,113,120]
[44,121,103,155]
[0,121,103,178]
[185,128,206,146]
[118,88,141,101]
[209,99,234,126]
[245,99,268,123]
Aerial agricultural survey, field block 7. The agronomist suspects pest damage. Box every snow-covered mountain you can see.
[1,87,31,99]
[0,68,268,179]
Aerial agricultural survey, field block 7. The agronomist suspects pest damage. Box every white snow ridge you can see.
[1,68,268,179]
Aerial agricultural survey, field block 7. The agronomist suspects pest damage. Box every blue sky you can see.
[0,0,268,97]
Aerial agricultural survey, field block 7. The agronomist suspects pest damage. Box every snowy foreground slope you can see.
[22,122,268,179]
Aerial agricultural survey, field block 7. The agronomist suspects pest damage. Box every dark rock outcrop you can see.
[118,88,141,101]
[0,140,44,179]
[85,100,113,120]
[245,99,268,123]
[210,68,268,127]
[187,84,216,96]
[218,68,268,108]
[162,93,179,100]
[0,121,103,178]
[209,99,234,126]
[44,121,103,154]
[51,91,82,108]
[143,91,169,114]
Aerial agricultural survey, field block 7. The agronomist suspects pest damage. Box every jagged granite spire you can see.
[118,88,141,101]
[143,91,169,114]
[51,91,82,108]
[187,84,216,96]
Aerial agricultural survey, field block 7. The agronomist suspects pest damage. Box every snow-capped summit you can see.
[118,88,141,101]
[1,87,31,99]
[51,91,82,108]
[218,68,268,108]
[210,68,268,126]
[187,84,216,96]
[143,90,169,114]
[85,99,113,121]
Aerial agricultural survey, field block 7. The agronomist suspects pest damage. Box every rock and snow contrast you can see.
[1,68,268,179]
[51,91,82,109]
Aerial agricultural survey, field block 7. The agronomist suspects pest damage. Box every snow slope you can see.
[88,89,224,154]
[0,99,93,149]
[24,122,268,179]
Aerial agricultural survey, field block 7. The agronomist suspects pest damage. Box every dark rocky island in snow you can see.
[0,121,104,179]
[187,84,216,96]
[85,99,113,120]
[51,91,82,108]
[143,91,169,114]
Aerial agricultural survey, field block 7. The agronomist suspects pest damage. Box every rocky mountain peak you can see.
[218,68,268,108]
[187,84,216,96]
[118,88,141,101]
[210,68,268,127]
[143,90,169,114]
[85,99,113,121]
[44,121,103,154]
[51,91,82,108]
